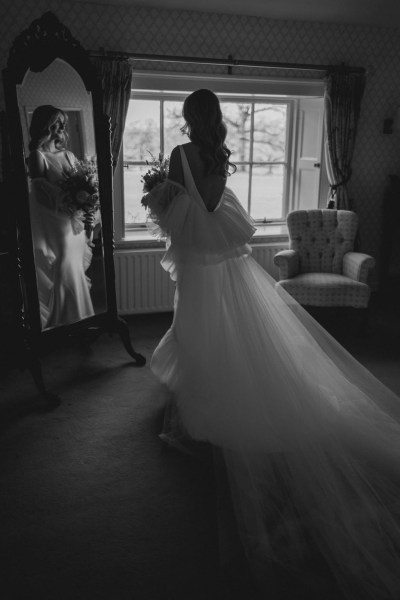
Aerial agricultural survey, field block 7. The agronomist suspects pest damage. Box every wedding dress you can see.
[29,150,94,329]
[146,145,400,599]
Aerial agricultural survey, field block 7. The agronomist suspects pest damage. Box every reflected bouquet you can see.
[141,152,170,208]
[59,158,100,235]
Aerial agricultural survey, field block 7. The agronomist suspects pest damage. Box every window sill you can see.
[115,223,288,250]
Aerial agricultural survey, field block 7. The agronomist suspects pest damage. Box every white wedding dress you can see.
[29,150,94,329]
[147,145,400,599]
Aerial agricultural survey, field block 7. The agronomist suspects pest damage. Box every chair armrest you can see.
[342,252,375,284]
[273,249,300,280]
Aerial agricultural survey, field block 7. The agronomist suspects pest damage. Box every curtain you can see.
[91,58,132,172]
[324,68,366,210]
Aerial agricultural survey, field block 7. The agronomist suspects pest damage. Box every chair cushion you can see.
[275,273,371,308]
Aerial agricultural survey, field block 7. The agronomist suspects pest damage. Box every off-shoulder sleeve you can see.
[171,186,256,265]
[144,179,190,240]
[145,180,256,275]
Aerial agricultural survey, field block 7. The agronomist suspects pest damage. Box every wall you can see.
[2,0,400,262]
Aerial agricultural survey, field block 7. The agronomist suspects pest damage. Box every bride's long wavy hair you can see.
[181,89,236,177]
[29,105,68,152]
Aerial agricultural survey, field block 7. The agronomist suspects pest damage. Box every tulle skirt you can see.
[152,252,400,599]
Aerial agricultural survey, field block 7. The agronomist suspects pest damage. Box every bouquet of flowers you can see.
[141,152,170,208]
[59,158,100,235]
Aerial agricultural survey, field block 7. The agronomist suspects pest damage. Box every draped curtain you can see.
[91,58,133,172]
[324,68,366,210]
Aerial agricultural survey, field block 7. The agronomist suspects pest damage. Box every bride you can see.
[27,105,95,329]
[144,89,400,599]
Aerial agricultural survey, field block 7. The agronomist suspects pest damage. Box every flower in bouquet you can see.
[141,152,170,208]
[59,158,100,235]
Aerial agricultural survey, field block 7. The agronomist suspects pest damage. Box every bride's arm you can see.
[28,150,46,178]
[28,152,60,211]
[167,146,184,186]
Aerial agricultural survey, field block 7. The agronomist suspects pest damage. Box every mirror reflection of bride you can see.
[27,104,95,329]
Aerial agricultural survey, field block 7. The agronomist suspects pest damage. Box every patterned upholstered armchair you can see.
[274,209,375,314]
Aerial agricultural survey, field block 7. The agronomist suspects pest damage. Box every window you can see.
[123,94,187,225]
[219,100,289,221]
[116,72,327,239]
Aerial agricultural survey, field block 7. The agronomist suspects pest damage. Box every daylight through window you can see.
[119,74,326,237]
[123,93,291,226]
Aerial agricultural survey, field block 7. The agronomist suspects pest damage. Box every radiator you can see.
[114,243,288,314]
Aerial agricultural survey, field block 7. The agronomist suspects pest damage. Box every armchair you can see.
[274,209,375,315]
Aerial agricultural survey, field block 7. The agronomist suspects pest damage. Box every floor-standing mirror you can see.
[2,12,145,403]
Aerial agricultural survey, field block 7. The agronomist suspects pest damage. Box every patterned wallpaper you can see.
[1,0,400,261]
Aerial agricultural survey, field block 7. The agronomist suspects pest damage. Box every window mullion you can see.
[160,99,164,154]
[248,102,255,214]
[283,100,292,217]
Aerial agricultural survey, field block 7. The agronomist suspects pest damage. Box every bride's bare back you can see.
[168,142,226,212]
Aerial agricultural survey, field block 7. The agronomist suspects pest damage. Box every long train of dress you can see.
[147,146,400,599]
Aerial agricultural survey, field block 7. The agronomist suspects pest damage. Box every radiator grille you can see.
[115,243,287,314]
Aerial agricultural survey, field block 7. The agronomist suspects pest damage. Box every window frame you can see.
[114,70,325,243]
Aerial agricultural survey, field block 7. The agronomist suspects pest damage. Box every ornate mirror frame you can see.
[2,12,145,400]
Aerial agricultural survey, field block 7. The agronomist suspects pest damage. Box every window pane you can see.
[250,164,284,221]
[164,101,185,155]
[253,104,287,163]
[124,165,148,225]
[221,102,251,163]
[123,99,160,162]
[227,165,249,211]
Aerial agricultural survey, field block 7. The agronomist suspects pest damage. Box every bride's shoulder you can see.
[28,149,47,178]
[180,142,200,159]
